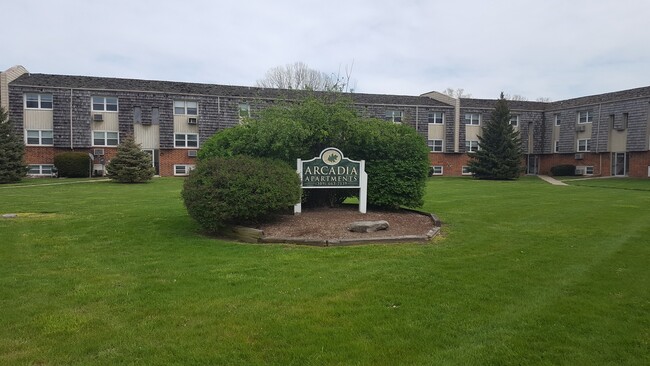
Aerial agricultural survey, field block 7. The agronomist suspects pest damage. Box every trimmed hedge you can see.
[54,152,91,178]
[550,164,576,176]
[182,155,301,232]
[199,97,429,209]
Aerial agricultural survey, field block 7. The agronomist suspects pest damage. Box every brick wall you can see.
[159,148,198,177]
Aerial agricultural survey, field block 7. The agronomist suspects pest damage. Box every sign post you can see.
[295,147,367,214]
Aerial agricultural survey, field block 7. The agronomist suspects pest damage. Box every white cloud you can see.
[3,0,650,100]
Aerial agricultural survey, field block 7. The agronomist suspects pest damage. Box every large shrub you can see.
[0,106,25,183]
[182,155,301,232]
[54,152,91,178]
[550,164,576,176]
[199,97,429,209]
[106,136,155,183]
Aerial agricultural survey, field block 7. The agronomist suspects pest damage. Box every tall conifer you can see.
[0,107,26,183]
[467,93,523,179]
[106,135,155,183]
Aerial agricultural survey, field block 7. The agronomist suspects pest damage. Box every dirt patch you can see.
[259,206,437,243]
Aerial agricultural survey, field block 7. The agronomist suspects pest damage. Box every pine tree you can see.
[106,135,155,183]
[0,106,26,183]
[467,93,523,180]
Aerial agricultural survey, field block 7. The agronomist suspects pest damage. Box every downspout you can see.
[454,98,460,152]
[597,103,602,175]
[70,88,74,150]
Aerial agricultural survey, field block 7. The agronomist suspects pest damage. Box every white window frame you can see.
[174,133,199,148]
[577,139,591,152]
[462,166,472,176]
[27,164,55,176]
[384,110,403,123]
[465,113,481,125]
[554,140,560,153]
[92,96,118,112]
[174,101,198,116]
[578,111,593,124]
[428,112,444,124]
[174,164,196,176]
[93,131,119,146]
[554,114,561,126]
[585,166,594,175]
[238,103,251,118]
[509,115,519,127]
[465,140,480,152]
[427,139,443,152]
[430,166,443,176]
[24,93,53,110]
[25,129,54,146]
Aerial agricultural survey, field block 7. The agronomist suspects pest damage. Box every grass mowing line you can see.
[0,179,111,189]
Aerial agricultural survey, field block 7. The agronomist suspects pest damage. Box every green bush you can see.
[199,97,429,209]
[54,152,91,178]
[550,164,576,176]
[182,155,301,232]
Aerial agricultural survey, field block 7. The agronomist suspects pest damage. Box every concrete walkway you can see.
[537,175,568,186]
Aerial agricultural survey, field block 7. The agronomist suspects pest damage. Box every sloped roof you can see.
[547,85,650,110]
[11,73,450,107]
[459,98,548,111]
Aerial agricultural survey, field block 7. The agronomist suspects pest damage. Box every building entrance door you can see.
[527,155,539,175]
[142,149,160,175]
[611,152,628,176]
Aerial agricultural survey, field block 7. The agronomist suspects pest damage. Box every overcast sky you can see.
[3,0,649,100]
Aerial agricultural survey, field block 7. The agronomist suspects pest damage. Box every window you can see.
[465,113,480,125]
[462,166,472,175]
[427,139,443,152]
[554,114,561,126]
[578,111,593,124]
[174,101,198,115]
[428,112,444,124]
[25,93,53,109]
[585,166,594,175]
[577,139,591,152]
[429,166,443,176]
[239,103,250,118]
[465,140,479,152]
[509,115,519,127]
[25,130,53,145]
[93,131,119,146]
[554,140,559,153]
[174,164,196,176]
[174,133,199,148]
[152,107,160,125]
[623,113,629,129]
[133,107,142,123]
[384,110,403,123]
[27,164,55,176]
[92,96,118,112]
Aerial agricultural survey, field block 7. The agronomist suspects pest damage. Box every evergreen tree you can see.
[467,93,523,180]
[0,107,26,183]
[106,135,155,183]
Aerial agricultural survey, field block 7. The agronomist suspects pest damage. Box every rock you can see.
[347,220,389,233]
[2,214,18,219]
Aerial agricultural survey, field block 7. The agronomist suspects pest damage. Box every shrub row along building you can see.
[2,65,649,178]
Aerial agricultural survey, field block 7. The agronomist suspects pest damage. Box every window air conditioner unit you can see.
[574,153,584,160]
[614,126,625,131]
[93,114,104,122]
[94,148,105,156]
[187,150,198,157]
[575,169,584,175]
[576,125,585,132]
[187,117,198,125]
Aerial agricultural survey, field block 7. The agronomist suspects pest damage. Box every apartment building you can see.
[2,65,649,178]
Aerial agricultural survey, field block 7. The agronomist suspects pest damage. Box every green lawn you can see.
[1,177,648,365]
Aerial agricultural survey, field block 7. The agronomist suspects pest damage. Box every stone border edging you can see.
[225,207,442,246]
